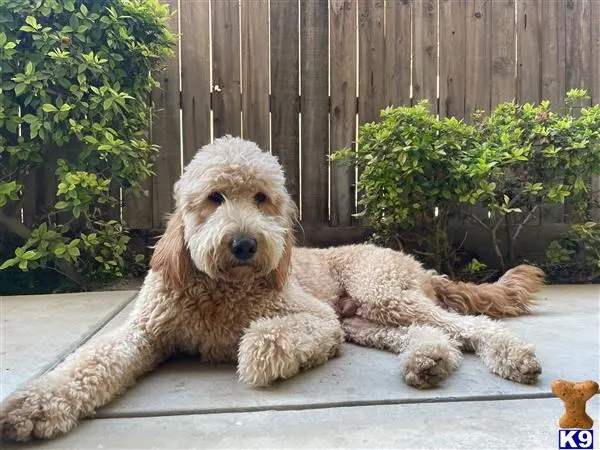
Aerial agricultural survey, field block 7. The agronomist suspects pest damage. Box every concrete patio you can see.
[1,285,598,449]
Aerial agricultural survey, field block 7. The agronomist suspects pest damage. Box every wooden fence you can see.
[124,0,600,251]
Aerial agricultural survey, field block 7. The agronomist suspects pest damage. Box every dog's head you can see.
[150,136,296,291]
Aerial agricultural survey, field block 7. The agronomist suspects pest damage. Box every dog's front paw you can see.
[237,318,300,387]
[1,389,78,441]
[486,343,542,384]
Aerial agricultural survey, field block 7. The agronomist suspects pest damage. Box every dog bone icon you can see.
[552,379,599,429]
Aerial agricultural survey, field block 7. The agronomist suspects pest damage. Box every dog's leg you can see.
[0,322,166,441]
[355,291,541,384]
[237,285,344,387]
[342,317,462,389]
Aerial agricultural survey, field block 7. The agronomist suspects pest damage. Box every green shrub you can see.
[0,0,175,291]
[331,91,600,278]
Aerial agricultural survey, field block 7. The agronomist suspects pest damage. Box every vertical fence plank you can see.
[241,0,270,150]
[212,0,241,138]
[590,0,599,222]
[465,0,491,118]
[592,0,600,105]
[490,0,516,108]
[412,0,438,112]
[271,0,300,206]
[517,0,541,104]
[540,2,566,109]
[358,0,386,123]
[385,0,412,107]
[150,0,181,228]
[300,0,329,225]
[566,0,592,102]
[439,0,466,118]
[180,0,211,164]
[330,0,357,226]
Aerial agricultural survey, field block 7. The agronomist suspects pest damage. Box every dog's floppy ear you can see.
[272,199,297,291]
[150,211,193,290]
[273,230,294,291]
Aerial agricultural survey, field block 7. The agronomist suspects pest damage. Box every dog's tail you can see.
[425,265,545,318]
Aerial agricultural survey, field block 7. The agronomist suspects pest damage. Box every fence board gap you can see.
[212,0,242,138]
[300,0,329,226]
[517,0,541,104]
[150,0,181,228]
[412,0,438,113]
[180,0,211,164]
[241,0,270,150]
[330,0,357,227]
[385,0,412,108]
[465,0,491,118]
[439,0,466,119]
[490,0,516,108]
[271,0,300,206]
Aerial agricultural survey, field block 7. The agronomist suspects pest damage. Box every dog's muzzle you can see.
[230,235,257,261]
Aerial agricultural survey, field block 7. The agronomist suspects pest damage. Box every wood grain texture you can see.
[180,0,211,164]
[149,0,180,228]
[540,1,566,109]
[300,0,329,225]
[566,0,592,104]
[330,0,357,226]
[439,0,466,118]
[241,0,270,150]
[212,0,241,138]
[412,0,438,113]
[592,0,600,105]
[358,0,386,123]
[465,0,491,118]
[270,0,300,206]
[517,0,541,104]
[385,0,412,107]
[490,0,516,108]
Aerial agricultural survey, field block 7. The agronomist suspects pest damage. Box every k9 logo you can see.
[559,430,594,449]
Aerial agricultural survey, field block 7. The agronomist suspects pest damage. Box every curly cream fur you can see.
[1,137,544,441]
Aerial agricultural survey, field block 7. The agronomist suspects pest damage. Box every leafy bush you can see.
[0,0,175,291]
[331,91,600,279]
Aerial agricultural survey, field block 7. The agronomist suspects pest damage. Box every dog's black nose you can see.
[230,235,257,261]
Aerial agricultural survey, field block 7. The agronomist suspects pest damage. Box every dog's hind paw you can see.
[484,342,542,385]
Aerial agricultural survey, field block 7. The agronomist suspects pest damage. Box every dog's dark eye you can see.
[208,192,225,204]
[254,192,267,204]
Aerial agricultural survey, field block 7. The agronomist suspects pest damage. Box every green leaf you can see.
[25,61,33,75]
[14,83,27,96]
[55,201,69,209]
[22,114,38,124]
[25,16,38,29]
[0,259,17,270]
[42,103,58,113]
[0,32,6,47]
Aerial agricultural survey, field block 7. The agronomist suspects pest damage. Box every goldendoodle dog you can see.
[1,137,544,441]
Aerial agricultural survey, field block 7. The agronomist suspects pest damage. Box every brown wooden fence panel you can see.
[150,0,180,228]
[517,0,541,104]
[439,0,466,119]
[358,0,386,123]
[180,0,211,164]
[125,0,598,251]
[241,0,270,150]
[212,0,241,138]
[300,0,329,225]
[270,0,300,206]
[490,0,516,108]
[541,2,566,109]
[566,0,592,102]
[465,0,491,118]
[412,0,438,112]
[330,0,357,227]
[385,0,411,108]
